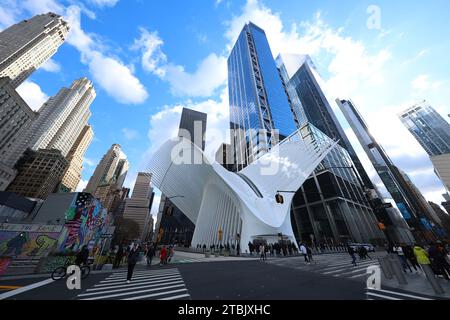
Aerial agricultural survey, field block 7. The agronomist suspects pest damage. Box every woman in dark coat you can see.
[126,244,140,283]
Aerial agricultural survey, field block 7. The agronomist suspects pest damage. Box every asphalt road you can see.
[0,260,369,300]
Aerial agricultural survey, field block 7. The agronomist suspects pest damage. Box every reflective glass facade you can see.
[228,23,298,170]
[399,102,450,157]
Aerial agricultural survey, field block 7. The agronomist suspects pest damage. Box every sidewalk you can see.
[381,270,450,299]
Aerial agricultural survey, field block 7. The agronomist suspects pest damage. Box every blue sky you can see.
[1,0,449,216]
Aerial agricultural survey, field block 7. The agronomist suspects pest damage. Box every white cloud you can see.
[64,5,148,104]
[88,0,119,8]
[16,80,49,111]
[76,179,88,192]
[411,74,442,92]
[121,128,139,141]
[132,28,227,97]
[83,157,96,167]
[21,0,64,16]
[41,58,61,72]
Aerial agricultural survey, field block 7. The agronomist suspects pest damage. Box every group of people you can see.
[197,243,241,255]
[347,245,371,266]
[391,242,450,280]
[249,242,298,257]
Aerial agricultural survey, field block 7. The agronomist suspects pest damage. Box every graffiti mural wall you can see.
[0,224,62,260]
[57,193,110,252]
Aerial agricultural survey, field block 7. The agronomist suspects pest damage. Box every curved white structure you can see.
[145,129,337,249]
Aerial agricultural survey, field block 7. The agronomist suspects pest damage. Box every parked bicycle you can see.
[51,258,90,281]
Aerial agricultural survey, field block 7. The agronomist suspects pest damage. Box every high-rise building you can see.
[276,54,374,190]
[123,173,154,241]
[59,125,94,192]
[337,99,439,241]
[4,78,96,171]
[0,77,37,190]
[6,149,68,199]
[154,108,207,246]
[215,143,234,171]
[399,101,450,157]
[430,154,450,194]
[0,13,69,88]
[428,201,450,236]
[228,23,300,171]
[84,144,127,194]
[273,53,384,244]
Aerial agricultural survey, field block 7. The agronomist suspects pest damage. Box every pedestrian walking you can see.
[160,245,167,266]
[359,246,372,260]
[300,243,309,264]
[428,243,450,280]
[404,245,420,272]
[75,245,89,266]
[393,244,412,273]
[168,246,175,263]
[146,243,155,268]
[348,245,357,267]
[259,244,266,261]
[413,244,435,281]
[126,244,140,283]
[306,245,313,263]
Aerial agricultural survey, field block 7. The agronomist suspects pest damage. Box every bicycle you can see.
[51,258,90,281]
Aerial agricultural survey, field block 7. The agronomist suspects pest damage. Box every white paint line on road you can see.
[333,265,379,277]
[320,260,376,274]
[107,269,179,277]
[368,289,432,300]
[100,272,180,283]
[80,284,186,300]
[366,292,402,300]
[350,273,369,279]
[78,280,184,297]
[106,271,179,280]
[89,277,183,291]
[0,278,54,300]
[123,288,188,301]
[159,293,190,300]
[95,275,181,287]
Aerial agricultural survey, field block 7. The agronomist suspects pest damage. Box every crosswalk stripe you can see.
[78,280,185,297]
[333,265,379,277]
[106,270,179,277]
[80,284,186,300]
[88,277,183,290]
[100,272,180,283]
[105,272,179,280]
[95,275,182,287]
[367,289,432,300]
[366,292,402,300]
[350,273,369,279]
[320,260,376,273]
[122,288,188,301]
[159,293,191,300]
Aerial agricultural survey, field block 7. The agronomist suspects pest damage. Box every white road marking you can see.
[0,278,54,300]
[123,288,188,301]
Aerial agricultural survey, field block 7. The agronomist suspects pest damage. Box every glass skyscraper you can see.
[228,23,300,170]
[399,101,450,157]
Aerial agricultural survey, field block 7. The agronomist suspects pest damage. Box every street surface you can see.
[0,251,447,301]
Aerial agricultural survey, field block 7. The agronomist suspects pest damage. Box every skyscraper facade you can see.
[84,144,127,194]
[0,13,69,88]
[276,54,374,190]
[6,149,68,199]
[155,108,207,246]
[228,23,300,171]
[336,99,426,242]
[4,78,96,170]
[59,125,94,192]
[274,53,384,244]
[399,101,450,157]
[123,172,154,241]
[0,77,36,190]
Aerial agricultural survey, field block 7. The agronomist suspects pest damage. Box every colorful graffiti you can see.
[58,193,110,252]
[0,231,59,259]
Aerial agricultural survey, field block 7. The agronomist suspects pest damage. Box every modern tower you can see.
[276,53,374,190]
[274,53,384,244]
[154,108,207,246]
[228,23,300,171]
[84,144,128,195]
[0,77,37,190]
[399,101,450,157]
[59,125,94,192]
[123,172,154,241]
[4,78,96,171]
[336,98,427,242]
[0,13,70,88]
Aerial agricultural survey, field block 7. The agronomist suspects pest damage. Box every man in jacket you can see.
[126,244,140,283]
[300,243,309,264]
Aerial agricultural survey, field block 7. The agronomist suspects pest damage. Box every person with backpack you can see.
[348,245,357,267]
[159,245,167,266]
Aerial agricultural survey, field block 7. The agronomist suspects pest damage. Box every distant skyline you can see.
[1,0,449,216]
